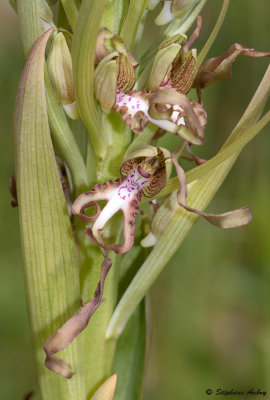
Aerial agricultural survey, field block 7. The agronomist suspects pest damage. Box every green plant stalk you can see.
[14,28,85,399]
[17,0,41,55]
[79,242,118,397]
[197,0,230,67]
[125,123,157,157]
[106,65,270,340]
[71,112,132,395]
[74,217,123,397]
[99,111,132,181]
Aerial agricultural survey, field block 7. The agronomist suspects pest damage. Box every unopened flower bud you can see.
[147,34,186,91]
[48,33,77,116]
[170,48,197,94]
[94,53,119,111]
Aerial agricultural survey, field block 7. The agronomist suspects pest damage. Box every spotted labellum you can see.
[72,146,171,254]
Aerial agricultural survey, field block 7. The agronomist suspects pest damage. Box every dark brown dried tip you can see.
[9,174,18,207]
[43,251,112,378]
[24,391,34,400]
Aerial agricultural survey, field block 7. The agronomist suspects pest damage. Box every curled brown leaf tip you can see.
[44,252,112,378]
[171,152,253,228]
[194,43,270,89]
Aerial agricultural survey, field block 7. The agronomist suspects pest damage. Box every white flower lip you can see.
[115,89,185,133]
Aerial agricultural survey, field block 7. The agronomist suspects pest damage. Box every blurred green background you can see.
[0,1,269,399]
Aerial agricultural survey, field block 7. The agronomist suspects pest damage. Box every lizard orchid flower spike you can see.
[72,146,172,253]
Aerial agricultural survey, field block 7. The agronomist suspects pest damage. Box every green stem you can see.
[125,123,157,157]
[197,0,230,67]
[17,0,41,55]
[74,219,120,397]
[86,139,98,187]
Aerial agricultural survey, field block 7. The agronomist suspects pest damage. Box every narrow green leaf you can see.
[14,29,85,398]
[113,301,147,400]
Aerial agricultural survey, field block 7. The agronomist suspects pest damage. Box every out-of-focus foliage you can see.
[0,1,269,399]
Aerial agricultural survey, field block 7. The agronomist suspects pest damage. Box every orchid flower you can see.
[72,146,171,254]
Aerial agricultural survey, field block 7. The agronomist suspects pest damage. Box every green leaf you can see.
[14,29,85,397]
[113,301,147,400]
